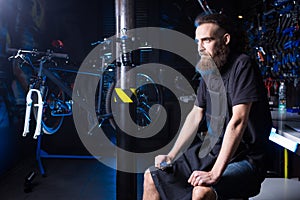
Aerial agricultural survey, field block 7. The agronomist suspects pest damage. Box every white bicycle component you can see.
[22,89,44,139]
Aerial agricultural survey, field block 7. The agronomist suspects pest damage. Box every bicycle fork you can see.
[23,89,44,139]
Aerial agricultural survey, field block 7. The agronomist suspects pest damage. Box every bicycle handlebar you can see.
[7,48,69,60]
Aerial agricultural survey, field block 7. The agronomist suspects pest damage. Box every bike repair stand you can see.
[35,133,99,176]
[23,88,100,176]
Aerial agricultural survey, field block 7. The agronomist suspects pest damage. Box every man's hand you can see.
[187,170,220,186]
[155,155,172,170]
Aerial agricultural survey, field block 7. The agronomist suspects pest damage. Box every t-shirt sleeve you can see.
[194,79,207,108]
[231,57,261,106]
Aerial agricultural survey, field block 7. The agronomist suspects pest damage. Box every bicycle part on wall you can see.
[249,0,299,80]
[197,0,213,14]
[245,0,300,107]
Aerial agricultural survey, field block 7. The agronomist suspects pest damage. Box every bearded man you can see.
[143,13,272,200]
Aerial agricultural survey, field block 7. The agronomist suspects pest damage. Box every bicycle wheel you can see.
[105,72,163,130]
[33,76,66,134]
[104,81,116,129]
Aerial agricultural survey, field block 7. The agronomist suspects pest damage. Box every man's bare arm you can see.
[211,102,252,178]
[188,103,252,186]
[168,105,204,160]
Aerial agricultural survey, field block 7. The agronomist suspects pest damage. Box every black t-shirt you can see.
[195,53,272,169]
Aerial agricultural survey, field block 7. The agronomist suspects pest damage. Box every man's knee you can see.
[143,169,160,200]
[144,169,155,188]
[192,186,216,200]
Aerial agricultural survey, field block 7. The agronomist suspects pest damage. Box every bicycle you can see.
[8,49,71,138]
[9,47,164,138]
[79,40,164,134]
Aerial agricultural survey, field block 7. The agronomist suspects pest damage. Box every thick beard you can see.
[213,44,230,69]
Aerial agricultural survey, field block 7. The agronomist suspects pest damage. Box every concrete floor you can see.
[251,178,300,200]
[0,157,117,200]
[1,116,300,200]
[2,157,300,200]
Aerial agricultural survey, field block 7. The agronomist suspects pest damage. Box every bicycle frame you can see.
[9,49,72,136]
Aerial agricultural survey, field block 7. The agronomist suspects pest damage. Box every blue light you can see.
[269,128,298,152]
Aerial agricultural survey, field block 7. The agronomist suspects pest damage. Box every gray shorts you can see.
[150,155,263,200]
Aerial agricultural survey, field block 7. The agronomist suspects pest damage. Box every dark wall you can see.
[2,0,265,64]
[10,0,109,64]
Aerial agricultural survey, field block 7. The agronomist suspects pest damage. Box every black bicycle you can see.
[9,47,163,137]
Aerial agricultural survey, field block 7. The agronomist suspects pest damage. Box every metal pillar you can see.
[115,0,137,199]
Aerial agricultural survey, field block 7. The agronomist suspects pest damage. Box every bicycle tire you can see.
[105,73,163,130]
[33,75,65,135]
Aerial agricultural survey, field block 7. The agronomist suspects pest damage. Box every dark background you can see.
[1,0,265,64]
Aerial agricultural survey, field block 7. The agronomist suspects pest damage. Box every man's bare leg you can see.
[143,169,160,200]
[192,186,217,200]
